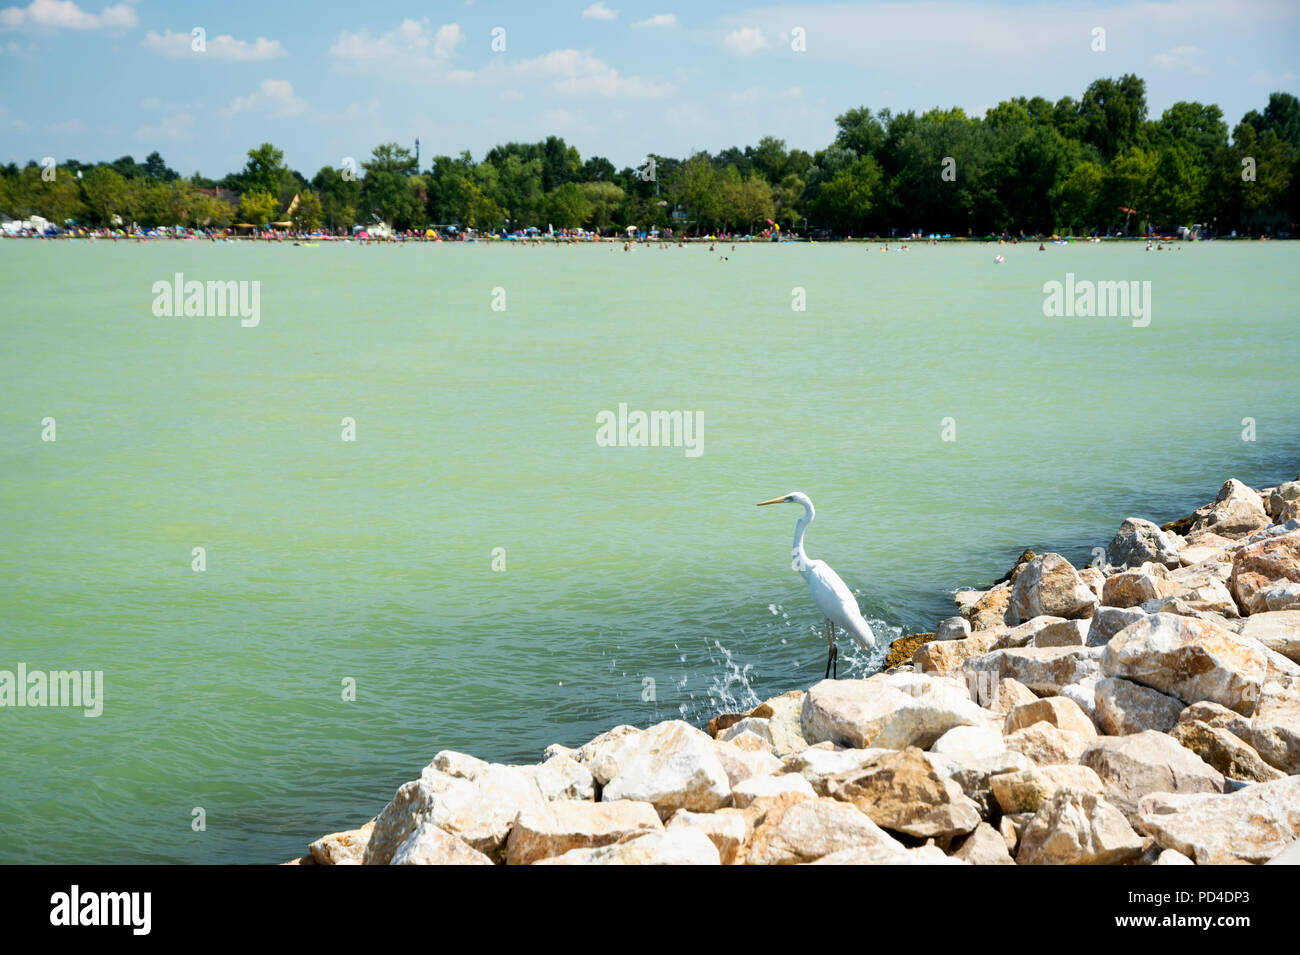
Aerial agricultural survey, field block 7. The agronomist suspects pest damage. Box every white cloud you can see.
[1151,44,1209,75]
[723,26,766,54]
[221,79,308,118]
[0,0,136,32]
[136,112,194,142]
[139,96,159,109]
[632,13,677,28]
[47,117,85,133]
[513,48,673,98]
[142,28,285,61]
[581,2,618,20]
[329,18,469,79]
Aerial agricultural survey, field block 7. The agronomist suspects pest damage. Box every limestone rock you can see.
[746,796,900,865]
[1102,563,1178,609]
[1137,776,1300,864]
[1249,685,1300,774]
[966,645,1103,695]
[1101,613,1287,715]
[977,677,1039,719]
[780,745,889,795]
[711,737,781,788]
[601,720,731,818]
[505,799,662,865]
[1231,531,1300,614]
[749,690,809,756]
[535,828,721,865]
[1107,517,1181,569]
[1190,480,1271,539]
[1016,789,1144,865]
[993,616,1068,650]
[1004,696,1097,738]
[390,820,496,865]
[1004,722,1090,765]
[913,629,1001,676]
[578,725,643,784]
[1080,731,1225,823]
[1169,720,1284,783]
[1240,611,1300,663]
[1086,606,1149,647]
[719,717,774,747]
[1094,677,1184,735]
[1008,553,1098,624]
[810,843,967,865]
[732,772,817,808]
[930,724,1007,762]
[991,765,1104,814]
[1155,849,1195,865]
[969,585,1012,631]
[824,747,980,839]
[309,821,374,865]
[1032,619,1090,648]
[800,673,986,750]
[936,616,972,641]
[666,809,749,865]
[950,821,1016,865]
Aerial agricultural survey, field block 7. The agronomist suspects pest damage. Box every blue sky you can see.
[2,0,1297,177]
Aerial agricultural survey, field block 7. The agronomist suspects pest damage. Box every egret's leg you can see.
[830,621,838,679]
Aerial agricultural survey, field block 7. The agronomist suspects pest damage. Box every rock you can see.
[390,820,496,865]
[991,765,1105,814]
[1191,480,1272,539]
[1137,776,1300,864]
[707,713,747,738]
[541,743,575,761]
[1169,720,1284,783]
[1080,731,1225,823]
[913,629,1001,675]
[1155,849,1195,865]
[1107,517,1181,569]
[1059,677,1100,722]
[308,821,374,865]
[1086,606,1149,647]
[1142,578,1239,618]
[1101,613,1289,715]
[1000,813,1028,854]
[1102,562,1178,609]
[1004,722,1090,765]
[810,843,966,865]
[1265,481,1300,520]
[996,547,1040,585]
[746,796,900,865]
[936,616,972,641]
[601,720,731,818]
[665,809,749,865]
[578,725,643,784]
[993,616,1068,650]
[1178,700,1253,738]
[944,749,1035,816]
[1250,685,1300,774]
[505,799,663,865]
[1008,553,1099,624]
[950,821,1016,865]
[1267,839,1300,865]
[1094,677,1184,735]
[719,717,774,747]
[1033,619,1090,647]
[978,677,1039,718]
[954,590,985,615]
[1231,531,1300,614]
[886,633,929,668]
[711,737,781,788]
[969,586,1012,630]
[364,756,557,864]
[800,673,986,750]
[780,745,889,795]
[1004,696,1097,738]
[530,754,596,801]
[732,773,817,808]
[1016,789,1145,865]
[535,828,721,865]
[930,724,1006,762]
[1079,566,1107,599]
[966,645,1103,695]
[749,690,809,756]
[824,747,980,839]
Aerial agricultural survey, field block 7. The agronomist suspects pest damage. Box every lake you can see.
[1,238,1296,863]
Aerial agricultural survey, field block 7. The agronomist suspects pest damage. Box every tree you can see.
[237,190,279,226]
[291,190,323,230]
[239,143,287,196]
[809,156,882,233]
[363,143,418,176]
[82,166,130,225]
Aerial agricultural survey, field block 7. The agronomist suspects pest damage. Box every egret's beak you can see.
[756,496,787,506]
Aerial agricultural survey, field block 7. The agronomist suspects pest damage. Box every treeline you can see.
[2,76,1297,236]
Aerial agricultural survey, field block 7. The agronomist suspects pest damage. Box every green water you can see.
[1,239,1297,863]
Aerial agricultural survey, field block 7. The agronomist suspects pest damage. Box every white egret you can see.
[758,492,875,678]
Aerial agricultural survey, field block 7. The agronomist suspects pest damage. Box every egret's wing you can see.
[806,560,876,649]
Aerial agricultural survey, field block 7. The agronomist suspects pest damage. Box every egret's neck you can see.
[792,501,814,572]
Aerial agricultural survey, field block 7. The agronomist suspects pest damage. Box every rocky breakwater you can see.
[289,475,1300,865]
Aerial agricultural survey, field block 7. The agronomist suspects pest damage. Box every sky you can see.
[1,0,1297,178]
